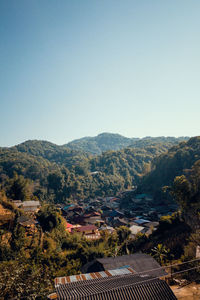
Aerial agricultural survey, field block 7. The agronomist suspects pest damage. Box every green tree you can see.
[8,173,32,201]
[151,243,170,265]
[116,226,131,244]
[37,205,63,232]
[171,175,191,210]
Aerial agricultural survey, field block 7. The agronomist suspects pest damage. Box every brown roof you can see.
[83,212,101,218]
[75,225,97,232]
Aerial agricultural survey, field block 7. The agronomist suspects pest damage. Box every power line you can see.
[133,257,200,277]
[117,265,200,289]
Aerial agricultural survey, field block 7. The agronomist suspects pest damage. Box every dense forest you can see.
[136,136,200,200]
[0,135,189,204]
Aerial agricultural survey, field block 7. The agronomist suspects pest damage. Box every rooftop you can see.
[81,254,167,278]
[75,225,97,232]
[55,267,136,286]
[55,272,176,300]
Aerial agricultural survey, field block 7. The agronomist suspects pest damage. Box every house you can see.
[63,220,81,233]
[99,225,115,234]
[61,205,83,218]
[22,201,40,213]
[112,217,128,227]
[64,221,74,233]
[72,225,100,240]
[17,215,38,236]
[13,200,40,213]
[133,218,150,226]
[70,215,85,225]
[109,210,124,218]
[68,205,83,213]
[143,221,159,229]
[129,224,146,236]
[61,204,75,216]
[51,267,176,300]
[81,253,167,278]
[55,266,136,286]
[82,211,102,225]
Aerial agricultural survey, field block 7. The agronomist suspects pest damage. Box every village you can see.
[8,191,177,241]
[1,191,200,299]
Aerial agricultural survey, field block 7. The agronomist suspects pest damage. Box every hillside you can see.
[0,136,186,203]
[12,140,90,169]
[65,133,134,154]
[137,136,200,200]
[65,133,189,155]
[0,135,193,203]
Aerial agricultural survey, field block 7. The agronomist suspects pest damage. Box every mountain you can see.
[12,140,90,164]
[0,135,192,203]
[0,139,170,202]
[65,133,189,155]
[65,133,135,154]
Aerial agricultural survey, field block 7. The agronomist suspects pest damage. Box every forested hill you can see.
[12,140,90,168]
[65,133,133,154]
[0,136,193,203]
[0,136,188,203]
[137,136,200,200]
[65,133,189,155]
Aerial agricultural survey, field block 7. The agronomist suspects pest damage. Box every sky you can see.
[0,0,200,147]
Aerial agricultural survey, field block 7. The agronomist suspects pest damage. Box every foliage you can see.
[0,260,52,300]
[65,133,188,155]
[0,205,137,298]
[151,243,171,265]
[7,173,34,201]
[116,226,131,244]
[138,136,200,201]
[36,205,64,232]
[0,137,184,203]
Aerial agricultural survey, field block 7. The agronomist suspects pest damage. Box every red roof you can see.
[64,221,74,232]
[66,222,73,228]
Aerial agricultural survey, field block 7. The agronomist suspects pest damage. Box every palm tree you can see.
[151,243,170,265]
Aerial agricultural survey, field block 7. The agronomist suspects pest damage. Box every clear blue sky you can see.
[0,0,200,146]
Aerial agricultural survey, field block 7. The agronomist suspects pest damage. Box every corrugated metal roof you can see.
[21,200,40,207]
[55,273,177,300]
[129,225,145,235]
[81,254,167,278]
[55,267,135,287]
[134,219,150,225]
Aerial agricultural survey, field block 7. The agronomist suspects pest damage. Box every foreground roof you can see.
[55,272,176,300]
[55,267,136,286]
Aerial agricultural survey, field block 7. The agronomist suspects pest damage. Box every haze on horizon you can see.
[0,0,200,147]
